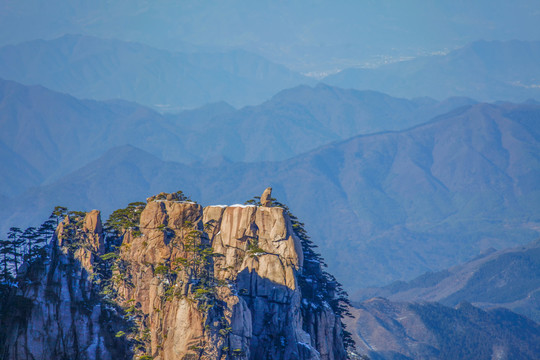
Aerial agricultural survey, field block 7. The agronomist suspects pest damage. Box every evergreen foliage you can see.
[0,206,66,299]
[105,202,146,237]
[97,191,230,358]
[155,219,226,308]
[0,239,14,287]
[6,227,23,276]
[155,190,192,202]
[50,206,68,225]
[2,191,356,358]
[0,204,133,357]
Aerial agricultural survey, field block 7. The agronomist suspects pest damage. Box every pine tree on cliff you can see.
[50,206,68,226]
[37,219,55,244]
[105,202,146,238]
[0,210,67,285]
[6,228,23,275]
[0,238,15,301]
[21,227,38,260]
[0,239,13,284]
[0,227,26,288]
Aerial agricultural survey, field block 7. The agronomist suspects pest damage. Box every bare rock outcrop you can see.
[115,198,345,360]
[260,187,273,207]
[1,211,129,360]
[1,193,349,360]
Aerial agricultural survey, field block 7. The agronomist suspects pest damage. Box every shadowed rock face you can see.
[1,198,347,360]
[1,211,130,360]
[117,201,344,360]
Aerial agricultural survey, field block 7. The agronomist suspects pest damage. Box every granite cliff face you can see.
[1,210,129,359]
[1,191,349,360]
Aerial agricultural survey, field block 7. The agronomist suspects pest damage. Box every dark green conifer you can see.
[7,228,23,274]
[50,206,68,225]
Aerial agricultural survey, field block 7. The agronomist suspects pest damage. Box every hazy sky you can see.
[1,0,539,71]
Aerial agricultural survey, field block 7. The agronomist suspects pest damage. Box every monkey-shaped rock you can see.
[260,187,272,207]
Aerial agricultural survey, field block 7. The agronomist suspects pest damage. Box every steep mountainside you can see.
[354,239,540,323]
[0,34,309,110]
[3,102,539,290]
[0,78,194,188]
[0,210,130,359]
[0,191,349,359]
[345,298,540,360]
[0,138,41,196]
[324,40,540,102]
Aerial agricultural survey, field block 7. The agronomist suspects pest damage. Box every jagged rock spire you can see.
[261,187,272,207]
[2,194,348,360]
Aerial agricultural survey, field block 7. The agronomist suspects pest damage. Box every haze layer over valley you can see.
[2,78,539,289]
[1,2,540,359]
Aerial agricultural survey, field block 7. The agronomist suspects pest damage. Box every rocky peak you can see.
[1,192,350,360]
[84,209,105,253]
[1,209,128,360]
[260,187,273,207]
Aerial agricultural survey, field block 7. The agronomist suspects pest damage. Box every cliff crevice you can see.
[1,191,349,360]
[1,210,130,360]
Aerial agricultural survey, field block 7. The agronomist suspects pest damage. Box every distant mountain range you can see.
[324,40,540,102]
[346,298,540,360]
[1,1,539,72]
[167,84,477,162]
[0,78,193,188]
[0,78,476,194]
[2,37,539,112]
[1,82,538,290]
[2,5,540,359]
[0,34,309,110]
[354,239,540,323]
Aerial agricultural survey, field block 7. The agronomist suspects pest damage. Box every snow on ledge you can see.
[206,204,256,208]
[206,204,284,209]
[229,204,257,208]
[153,200,197,204]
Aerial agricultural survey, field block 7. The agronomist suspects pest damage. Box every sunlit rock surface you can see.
[1,195,347,360]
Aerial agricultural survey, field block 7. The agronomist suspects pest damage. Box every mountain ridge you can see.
[324,40,540,102]
[353,239,540,323]
[346,297,540,360]
[0,77,194,187]
[0,78,478,195]
[2,101,539,290]
[0,34,310,110]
